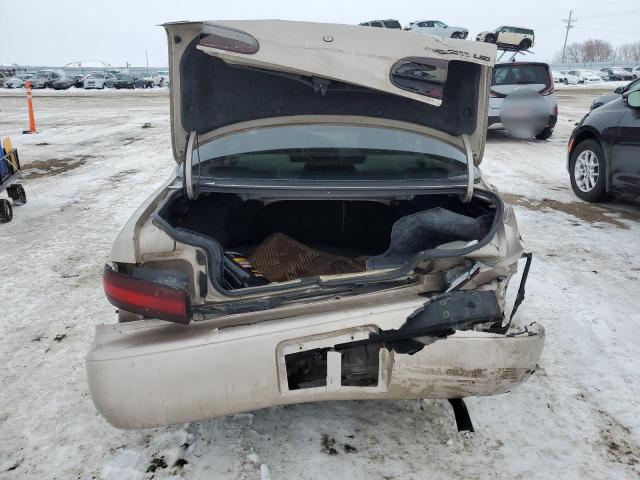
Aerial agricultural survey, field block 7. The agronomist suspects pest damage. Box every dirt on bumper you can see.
[87,303,544,429]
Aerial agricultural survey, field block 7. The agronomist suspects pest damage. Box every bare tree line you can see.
[554,39,640,64]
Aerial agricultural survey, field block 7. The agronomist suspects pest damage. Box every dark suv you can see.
[359,19,402,29]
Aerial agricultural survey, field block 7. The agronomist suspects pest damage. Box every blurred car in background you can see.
[568,90,640,202]
[30,70,62,88]
[552,71,568,84]
[155,71,169,86]
[135,74,150,88]
[52,76,77,90]
[4,73,35,88]
[73,75,85,88]
[114,72,137,89]
[359,19,402,29]
[591,78,640,110]
[488,62,557,139]
[404,20,468,39]
[632,67,640,79]
[476,26,534,50]
[0,72,6,87]
[600,68,634,81]
[565,70,601,84]
[139,72,163,87]
[83,72,115,89]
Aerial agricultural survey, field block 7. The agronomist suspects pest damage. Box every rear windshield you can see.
[190,124,468,182]
[492,64,550,87]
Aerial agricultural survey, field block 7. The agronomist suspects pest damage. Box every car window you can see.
[493,64,550,87]
[383,20,401,29]
[191,124,469,182]
[435,21,447,28]
[624,79,640,93]
[390,58,447,100]
[370,21,382,27]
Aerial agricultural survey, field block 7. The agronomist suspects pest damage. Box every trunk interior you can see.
[159,192,498,290]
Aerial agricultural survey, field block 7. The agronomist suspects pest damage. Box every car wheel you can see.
[0,199,13,223]
[485,34,496,43]
[7,184,26,206]
[535,127,553,140]
[564,78,568,85]
[451,32,461,39]
[569,139,610,202]
[519,39,532,50]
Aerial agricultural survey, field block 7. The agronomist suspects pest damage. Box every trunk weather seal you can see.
[151,186,504,301]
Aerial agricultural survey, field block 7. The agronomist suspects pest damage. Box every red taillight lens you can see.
[540,69,555,96]
[103,266,190,324]
[490,89,504,98]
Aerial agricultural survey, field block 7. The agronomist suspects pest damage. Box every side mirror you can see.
[625,91,640,108]
[614,86,624,94]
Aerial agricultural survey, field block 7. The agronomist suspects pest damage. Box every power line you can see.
[561,10,577,63]
[574,26,640,37]
[577,8,640,20]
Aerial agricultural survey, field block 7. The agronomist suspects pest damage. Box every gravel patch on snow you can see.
[0,89,639,479]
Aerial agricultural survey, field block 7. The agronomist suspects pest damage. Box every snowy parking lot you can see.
[0,87,639,479]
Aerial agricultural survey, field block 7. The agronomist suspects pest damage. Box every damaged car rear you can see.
[87,20,544,430]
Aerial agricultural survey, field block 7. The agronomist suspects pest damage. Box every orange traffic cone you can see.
[23,81,37,134]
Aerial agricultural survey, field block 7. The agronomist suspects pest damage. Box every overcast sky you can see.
[3,0,640,67]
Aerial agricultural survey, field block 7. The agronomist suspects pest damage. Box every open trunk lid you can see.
[163,20,496,169]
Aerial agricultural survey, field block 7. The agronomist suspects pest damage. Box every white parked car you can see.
[154,71,169,86]
[552,71,568,84]
[4,73,35,88]
[86,20,544,430]
[83,72,115,89]
[146,72,164,87]
[632,67,640,79]
[29,70,62,88]
[404,20,469,39]
[565,70,602,85]
[476,26,535,50]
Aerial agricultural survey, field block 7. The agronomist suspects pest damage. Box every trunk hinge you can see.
[462,134,474,203]
[185,131,198,200]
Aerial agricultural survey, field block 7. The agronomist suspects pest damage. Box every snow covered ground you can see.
[554,80,629,91]
[0,88,639,479]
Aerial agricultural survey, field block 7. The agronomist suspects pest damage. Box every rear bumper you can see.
[87,301,545,429]
[488,114,557,131]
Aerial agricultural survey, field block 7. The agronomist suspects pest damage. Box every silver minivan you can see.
[488,62,557,140]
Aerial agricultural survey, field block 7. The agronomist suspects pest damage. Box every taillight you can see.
[103,265,190,324]
[540,69,555,95]
[490,89,504,98]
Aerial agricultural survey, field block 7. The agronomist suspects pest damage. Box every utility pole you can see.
[561,10,577,64]
[145,50,149,69]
